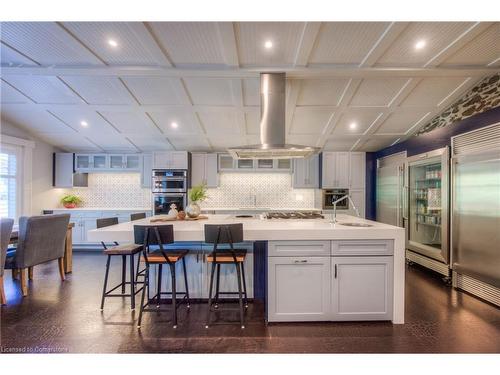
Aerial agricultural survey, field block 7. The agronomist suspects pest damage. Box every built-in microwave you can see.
[152,169,187,193]
[322,189,349,210]
[153,193,187,215]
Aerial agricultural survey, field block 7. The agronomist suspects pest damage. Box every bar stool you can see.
[130,212,147,282]
[204,223,248,329]
[134,224,191,329]
[130,212,147,221]
[98,217,142,311]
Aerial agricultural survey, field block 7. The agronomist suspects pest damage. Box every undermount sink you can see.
[338,222,373,227]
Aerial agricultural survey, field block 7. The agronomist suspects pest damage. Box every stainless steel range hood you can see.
[228,73,320,159]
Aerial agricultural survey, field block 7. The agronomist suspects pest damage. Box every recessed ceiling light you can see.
[80,121,88,127]
[264,40,273,49]
[349,122,357,130]
[415,40,426,50]
[108,39,118,48]
[171,122,179,129]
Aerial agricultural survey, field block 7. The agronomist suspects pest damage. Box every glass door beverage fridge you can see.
[405,147,450,278]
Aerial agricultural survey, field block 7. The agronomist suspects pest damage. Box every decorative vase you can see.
[63,203,77,209]
[186,202,201,218]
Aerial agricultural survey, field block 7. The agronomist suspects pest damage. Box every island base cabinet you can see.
[268,257,331,322]
[331,256,393,321]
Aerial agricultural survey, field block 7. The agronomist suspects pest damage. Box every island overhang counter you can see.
[88,214,405,324]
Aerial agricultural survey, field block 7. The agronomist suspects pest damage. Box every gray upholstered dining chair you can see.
[1,218,15,305]
[4,214,70,297]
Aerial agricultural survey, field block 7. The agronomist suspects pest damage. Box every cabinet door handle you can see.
[294,259,308,263]
[334,264,337,278]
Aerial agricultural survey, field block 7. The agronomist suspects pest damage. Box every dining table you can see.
[8,222,75,274]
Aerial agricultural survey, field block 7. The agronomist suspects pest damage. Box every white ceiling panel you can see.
[168,136,211,151]
[0,22,103,66]
[148,22,226,66]
[148,110,202,135]
[121,77,187,105]
[37,132,101,152]
[2,75,82,104]
[98,111,161,135]
[358,136,396,151]
[297,79,350,106]
[125,134,173,152]
[50,109,120,136]
[62,22,169,66]
[442,24,500,66]
[0,80,30,103]
[287,134,320,146]
[0,42,38,66]
[209,136,247,150]
[376,22,475,67]
[1,110,75,133]
[400,77,468,107]
[290,108,333,135]
[242,78,260,106]
[309,22,390,65]
[198,111,242,135]
[235,22,304,66]
[376,110,430,134]
[85,133,137,151]
[332,110,383,136]
[323,136,359,151]
[350,78,409,106]
[60,76,136,104]
[184,78,235,105]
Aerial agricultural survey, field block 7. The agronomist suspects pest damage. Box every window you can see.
[0,143,22,219]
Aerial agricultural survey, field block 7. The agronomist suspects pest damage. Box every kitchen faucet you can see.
[330,194,360,223]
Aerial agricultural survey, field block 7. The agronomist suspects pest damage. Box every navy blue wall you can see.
[365,106,500,220]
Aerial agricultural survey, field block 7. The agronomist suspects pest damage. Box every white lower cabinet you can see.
[268,256,331,322]
[331,256,393,321]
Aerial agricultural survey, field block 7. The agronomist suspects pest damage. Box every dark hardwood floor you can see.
[1,252,499,353]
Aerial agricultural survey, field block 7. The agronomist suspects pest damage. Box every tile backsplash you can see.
[69,173,151,208]
[201,173,317,209]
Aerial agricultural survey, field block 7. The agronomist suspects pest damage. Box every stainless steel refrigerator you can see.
[451,123,500,306]
[405,147,451,278]
[376,152,406,228]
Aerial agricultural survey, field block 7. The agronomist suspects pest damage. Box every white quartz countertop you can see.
[88,214,404,243]
[201,207,321,212]
[46,207,151,211]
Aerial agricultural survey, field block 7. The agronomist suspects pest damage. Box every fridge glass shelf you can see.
[417,221,441,228]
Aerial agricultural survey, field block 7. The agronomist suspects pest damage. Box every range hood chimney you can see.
[228,73,320,159]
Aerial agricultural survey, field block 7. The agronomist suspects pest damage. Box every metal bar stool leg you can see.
[135,253,141,284]
[240,262,249,308]
[182,257,191,309]
[214,263,221,309]
[205,262,216,328]
[170,263,177,328]
[235,262,245,329]
[156,264,163,307]
[129,254,135,310]
[100,255,111,311]
[137,265,149,329]
[121,255,127,293]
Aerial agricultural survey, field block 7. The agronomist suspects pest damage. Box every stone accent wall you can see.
[415,74,500,136]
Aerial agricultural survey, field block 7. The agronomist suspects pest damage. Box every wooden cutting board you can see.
[150,215,208,223]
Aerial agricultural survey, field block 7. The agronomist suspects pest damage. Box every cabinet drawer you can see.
[268,241,331,257]
[332,240,393,256]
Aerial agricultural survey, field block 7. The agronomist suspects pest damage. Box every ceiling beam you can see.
[217,22,240,67]
[359,22,410,67]
[1,65,497,79]
[294,22,322,67]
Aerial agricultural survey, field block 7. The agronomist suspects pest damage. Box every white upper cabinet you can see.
[191,153,218,188]
[152,151,189,169]
[322,152,365,189]
[75,153,141,172]
[349,152,366,189]
[293,154,319,188]
[218,153,292,173]
[53,153,74,188]
[141,154,153,188]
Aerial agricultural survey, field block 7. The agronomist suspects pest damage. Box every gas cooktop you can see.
[264,211,324,219]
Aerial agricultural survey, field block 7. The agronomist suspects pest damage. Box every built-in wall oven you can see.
[322,189,350,210]
[152,169,188,214]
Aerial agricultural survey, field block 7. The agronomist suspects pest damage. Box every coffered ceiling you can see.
[1,22,499,153]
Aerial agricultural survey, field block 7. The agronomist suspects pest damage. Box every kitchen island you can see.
[88,214,405,324]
